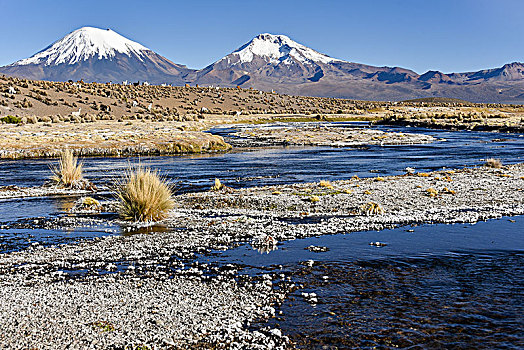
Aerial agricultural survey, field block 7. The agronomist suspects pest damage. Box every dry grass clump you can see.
[50,149,84,188]
[309,195,320,203]
[115,167,174,222]
[484,158,502,169]
[442,187,456,195]
[361,202,384,216]
[210,178,224,191]
[70,196,102,212]
[318,180,334,189]
[426,188,439,197]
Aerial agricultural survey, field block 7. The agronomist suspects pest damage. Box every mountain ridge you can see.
[1,27,523,103]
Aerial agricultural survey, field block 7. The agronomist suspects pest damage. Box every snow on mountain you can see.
[0,26,190,84]
[11,27,149,66]
[219,33,344,66]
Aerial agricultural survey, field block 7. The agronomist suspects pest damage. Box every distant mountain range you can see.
[2,27,524,103]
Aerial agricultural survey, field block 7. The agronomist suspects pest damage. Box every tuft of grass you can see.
[416,172,431,177]
[82,197,100,207]
[484,158,502,168]
[442,187,456,195]
[361,202,384,216]
[50,149,84,188]
[319,180,334,189]
[426,188,439,197]
[79,196,101,211]
[115,167,174,222]
[210,178,224,191]
[309,195,320,203]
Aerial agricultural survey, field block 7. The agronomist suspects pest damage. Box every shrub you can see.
[115,167,174,222]
[50,149,84,188]
[1,115,21,124]
[484,158,502,169]
[38,116,51,123]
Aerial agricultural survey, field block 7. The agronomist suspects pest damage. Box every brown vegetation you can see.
[484,158,503,169]
[115,167,174,222]
[50,149,85,188]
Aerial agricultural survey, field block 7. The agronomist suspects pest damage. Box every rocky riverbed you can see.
[0,184,94,199]
[0,164,523,348]
[230,124,436,147]
[168,163,524,242]
[0,221,293,349]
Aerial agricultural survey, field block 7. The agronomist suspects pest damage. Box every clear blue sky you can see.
[0,0,522,73]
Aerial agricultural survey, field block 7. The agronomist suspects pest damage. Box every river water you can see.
[0,122,523,348]
[204,217,523,349]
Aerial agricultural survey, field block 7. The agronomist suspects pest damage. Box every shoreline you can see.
[0,114,369,160]
[0,111,522,160]
[376,115,524,133]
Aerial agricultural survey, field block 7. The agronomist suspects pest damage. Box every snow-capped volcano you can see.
[12,27,149,66]
[195,33,352,86]
[219,33,343,66]
[0,26,191,84]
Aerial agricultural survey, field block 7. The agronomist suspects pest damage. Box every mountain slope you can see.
[194,33,524,103]
[1,29,524,103]
[194,33,426,87]
[0,27,192,84]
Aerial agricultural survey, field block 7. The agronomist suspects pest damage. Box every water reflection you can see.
[208,217,524,349]
[251,235,278,254]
